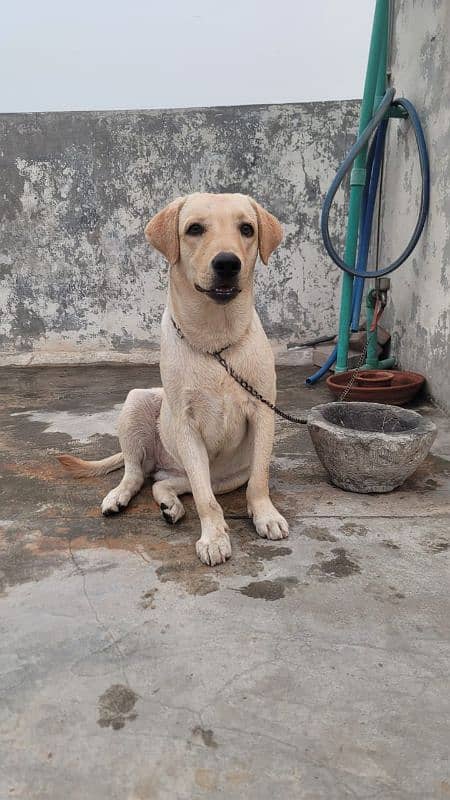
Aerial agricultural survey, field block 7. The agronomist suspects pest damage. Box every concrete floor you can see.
[1,364,450,800]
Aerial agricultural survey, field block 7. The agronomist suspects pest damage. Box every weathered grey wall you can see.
[382,0,450,411]
[0,102,358,365]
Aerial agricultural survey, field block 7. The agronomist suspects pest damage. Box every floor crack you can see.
[68,537,130,687]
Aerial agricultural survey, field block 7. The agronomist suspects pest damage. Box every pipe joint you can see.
[350,167,367,187]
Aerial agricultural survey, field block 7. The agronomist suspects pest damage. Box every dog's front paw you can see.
[248,498,289,540]
[196,522,231,566]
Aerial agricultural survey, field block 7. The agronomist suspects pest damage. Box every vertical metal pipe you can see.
[367,2,390,367]
[335,0,389,372]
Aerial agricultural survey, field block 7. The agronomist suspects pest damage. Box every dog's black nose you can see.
[211,252,241,277]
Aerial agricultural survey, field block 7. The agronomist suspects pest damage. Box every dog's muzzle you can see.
[195,252,242,304]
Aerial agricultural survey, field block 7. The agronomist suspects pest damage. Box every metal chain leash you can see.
[172,317,308,424]
[338,343,369,401]
[172,317,372,421]
[216,340,369,417]
[211,350,308,424]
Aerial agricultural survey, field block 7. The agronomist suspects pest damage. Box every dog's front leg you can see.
[246,406,289,540]
[176,422,231,566]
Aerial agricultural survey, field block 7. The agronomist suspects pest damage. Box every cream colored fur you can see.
[58,193,288,566]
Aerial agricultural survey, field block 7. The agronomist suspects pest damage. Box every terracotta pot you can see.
[355,370,394,388]
[326,370,426,405]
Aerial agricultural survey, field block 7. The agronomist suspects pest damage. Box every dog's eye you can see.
[186,223,205,236]
[240,223,254,237]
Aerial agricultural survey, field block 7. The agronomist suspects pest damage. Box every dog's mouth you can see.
[194,283,241,304]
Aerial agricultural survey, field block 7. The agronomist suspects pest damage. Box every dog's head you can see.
[145,193,282,305]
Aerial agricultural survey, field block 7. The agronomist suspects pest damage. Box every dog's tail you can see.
[57,452,124,478]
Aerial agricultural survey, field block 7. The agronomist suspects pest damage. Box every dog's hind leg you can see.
[101,388,163,516]
[152,468,249,526]
[152,475,190,525]
[102,462,145,516]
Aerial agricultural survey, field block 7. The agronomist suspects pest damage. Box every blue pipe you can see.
[305,345,337,385]
[351,118,388,330]
[350,129,377,331]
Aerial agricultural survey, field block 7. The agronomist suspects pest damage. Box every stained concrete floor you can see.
[1,364,450,800]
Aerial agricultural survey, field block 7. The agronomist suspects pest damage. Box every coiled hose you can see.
[306,88,430,385]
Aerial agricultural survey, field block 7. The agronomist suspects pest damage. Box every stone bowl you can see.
[307,401,436,493]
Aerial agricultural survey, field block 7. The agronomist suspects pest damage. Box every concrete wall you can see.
[382,0,450,411]
[0,102,359,365]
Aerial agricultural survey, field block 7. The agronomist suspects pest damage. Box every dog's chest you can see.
[183,380,251,456]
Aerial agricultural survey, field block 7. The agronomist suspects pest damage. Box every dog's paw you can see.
[196,522,231,566]
[160,497,185,525]
[248,498,289,540]
[101,488,132,516]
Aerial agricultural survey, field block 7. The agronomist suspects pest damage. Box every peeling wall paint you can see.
[0,102,359,365]
[382,0,450,412]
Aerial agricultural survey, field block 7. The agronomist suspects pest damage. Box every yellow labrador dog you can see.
[59,193,288,566]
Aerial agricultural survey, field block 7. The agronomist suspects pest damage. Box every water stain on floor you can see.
[1,502,293,597]
[309,548,360,579]
[97,684,138,730]
[245,543,292,559]
[299,524,337,542]
[238,576,298,601]
[133,527,291,595]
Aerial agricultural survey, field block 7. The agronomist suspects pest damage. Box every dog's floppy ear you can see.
[249,199,283,265]
[145,196,186,265]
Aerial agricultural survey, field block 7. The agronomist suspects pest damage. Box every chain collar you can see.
[171,316,231,356]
